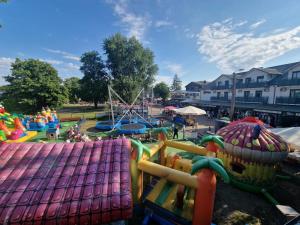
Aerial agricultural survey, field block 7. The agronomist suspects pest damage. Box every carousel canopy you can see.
[217,117,289,163]
[174,106,206,116]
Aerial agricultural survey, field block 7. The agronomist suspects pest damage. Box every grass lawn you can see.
[28,121,77,143]
[57,104,109,120]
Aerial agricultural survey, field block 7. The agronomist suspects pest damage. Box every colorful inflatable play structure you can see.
[217,117,289,192]
[0,127,231,225]
[0,114,297,224]
[23,107,60,132]
[0,104,37,143]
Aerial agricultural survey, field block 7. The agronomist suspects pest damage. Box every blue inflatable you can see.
[95,121,121,130]
[117,123,147,135]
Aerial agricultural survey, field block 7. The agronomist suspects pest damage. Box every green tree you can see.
[64,77,81,103]
[80,51,109,108]
[103,33,158,103]
[3,58,68,113]
[171,74,182,91]
[153,82,170,102]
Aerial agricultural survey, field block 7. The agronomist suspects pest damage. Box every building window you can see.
[217,81,222,86]
[237,79,243,84]
[255,90,263,98]
[217,92,221,98]
[224,92,228,99]
[257,76,264,83]
[244,91,250,98]
[245,78,251,84]
[290,89,300,98]
[225,80,229,87]
[292,71,300,79]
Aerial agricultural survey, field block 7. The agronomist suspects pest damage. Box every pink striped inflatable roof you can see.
[0,139,132,224]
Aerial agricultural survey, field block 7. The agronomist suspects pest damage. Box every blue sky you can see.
[1,0,300,86]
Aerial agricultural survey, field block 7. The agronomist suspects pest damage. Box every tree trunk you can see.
[192,169,216,225]
[94,101,98,109]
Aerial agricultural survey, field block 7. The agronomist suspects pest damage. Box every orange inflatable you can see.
[0,121,11,136]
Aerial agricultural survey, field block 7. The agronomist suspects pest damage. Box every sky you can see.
[1,0,300,87]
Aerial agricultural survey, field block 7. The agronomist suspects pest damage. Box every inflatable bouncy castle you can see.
[216,117,289,189]
[0,104,37,143]
[23,107,60,131]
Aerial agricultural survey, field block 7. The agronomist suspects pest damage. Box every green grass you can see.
[29,121,77,143]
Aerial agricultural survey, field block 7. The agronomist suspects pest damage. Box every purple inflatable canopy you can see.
[0,139,132,224]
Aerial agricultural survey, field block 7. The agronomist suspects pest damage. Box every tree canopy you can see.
[3,58,68,113]
[154,82,170,101]
[64,77,81,104]
[171,74,182,91]
[80,51,109,108]
[103,33,158,103]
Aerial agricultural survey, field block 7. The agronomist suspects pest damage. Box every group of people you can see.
[66,124,91,142]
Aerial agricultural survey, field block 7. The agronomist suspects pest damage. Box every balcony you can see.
[210,85,232,90]
[210,97,231,102]
[276,97,300,105]
[276,79,300,86]
[235,82,269,89]
[235,96,268,104]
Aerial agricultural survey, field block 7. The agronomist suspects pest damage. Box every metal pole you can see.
[108,86,115,128]
[230,72,236,120]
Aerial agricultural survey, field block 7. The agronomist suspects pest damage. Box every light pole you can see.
[230,72,236,120]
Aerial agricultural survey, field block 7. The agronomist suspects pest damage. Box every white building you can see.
[183,61,300,126]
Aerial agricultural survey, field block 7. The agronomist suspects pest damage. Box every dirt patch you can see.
[213,181,286,225]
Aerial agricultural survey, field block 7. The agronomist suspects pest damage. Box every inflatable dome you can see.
[217,117,289,185]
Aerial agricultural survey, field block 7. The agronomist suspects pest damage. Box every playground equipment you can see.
[118,123,147,135]
[95,86,159,135]
[129,129,229,225]
[0,140,133,224]
[216,117,289,189]
[216,117,299,219]
[23,107,60,132]
[0,105,37,143]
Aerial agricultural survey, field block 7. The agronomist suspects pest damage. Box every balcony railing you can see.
[210,96,268,104]
[210,85,232,90]
[236,82,269,89]
[235,96,268,104]
[276,79,300,86]
[210,96,231,102]
[276,97,300,105]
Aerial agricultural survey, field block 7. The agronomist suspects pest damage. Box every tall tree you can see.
[153,82,170,102]
[3,58,68,113]
[64,77,81,104]
[80,51,109,108]
[171,74,182,91]
[103,33,158,103]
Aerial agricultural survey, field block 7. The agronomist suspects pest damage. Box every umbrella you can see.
[174,106,206,116]
[164,106,177,111]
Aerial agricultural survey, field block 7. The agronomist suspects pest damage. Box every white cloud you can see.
[44,48,80,61]
[155,75,172,84]
[165,62,185,76]
[108,0,149,41]
[250,19,266,29]
[184,28,196,39]
[155,20,172,28]
[40,59,63,65]
[0,57,14,85]
[65,62,80,70]
[197,20,300,73]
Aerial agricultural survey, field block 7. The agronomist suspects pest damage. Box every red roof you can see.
[0,139,132,224]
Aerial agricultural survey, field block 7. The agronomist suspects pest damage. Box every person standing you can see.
[173,126,179,139]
